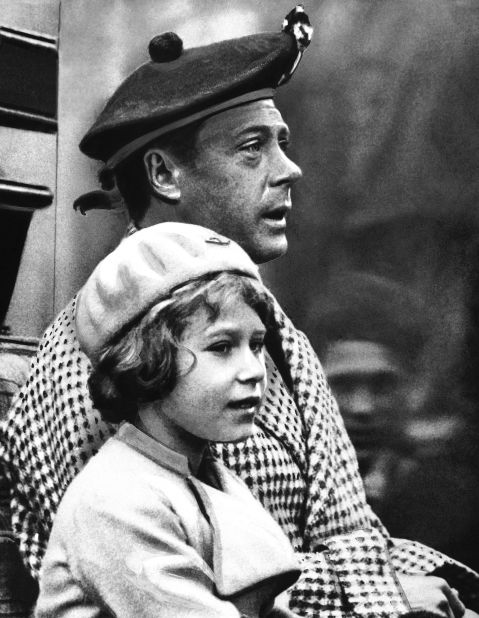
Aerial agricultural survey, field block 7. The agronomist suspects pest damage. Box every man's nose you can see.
[271,147,302,186]
[348,387,376,416]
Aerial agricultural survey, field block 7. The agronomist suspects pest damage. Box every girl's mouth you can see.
[228,396,261,410]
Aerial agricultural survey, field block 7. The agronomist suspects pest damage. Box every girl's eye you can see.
[251,339,265,354]
[208,341,232,354]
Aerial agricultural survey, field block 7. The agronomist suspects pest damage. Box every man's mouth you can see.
[346,426,386,447]
[262,206,290,226]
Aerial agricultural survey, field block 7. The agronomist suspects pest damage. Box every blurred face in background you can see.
[324,339,405,472]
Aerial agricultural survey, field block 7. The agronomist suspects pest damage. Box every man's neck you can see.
[138,200,182,228]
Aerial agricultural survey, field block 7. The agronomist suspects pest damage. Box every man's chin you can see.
[251,237,288,264]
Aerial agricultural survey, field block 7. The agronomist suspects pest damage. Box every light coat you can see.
[35,423,300,617]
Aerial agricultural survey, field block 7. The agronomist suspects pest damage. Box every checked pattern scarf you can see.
[1,292,479,616]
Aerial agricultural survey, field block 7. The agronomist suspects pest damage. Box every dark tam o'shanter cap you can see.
[79,5,312,172]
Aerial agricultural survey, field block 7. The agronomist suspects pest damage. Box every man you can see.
[309,272,427,508]
[324,337,409,516]
[314,271,479,573]
[324,339,404,477]
[1,7,478,616]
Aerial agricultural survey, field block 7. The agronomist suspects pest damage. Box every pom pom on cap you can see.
[148,32,183,62]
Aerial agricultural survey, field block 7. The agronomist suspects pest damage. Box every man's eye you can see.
[372,373,397,395]
[279,138,290,152]
[241,140,262,154]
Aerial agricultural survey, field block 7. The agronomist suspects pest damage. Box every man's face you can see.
[324,340,404,470]
[175,99,302,264]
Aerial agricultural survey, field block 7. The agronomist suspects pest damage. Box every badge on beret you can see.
[279,5,313,85]
[205,235,230,246]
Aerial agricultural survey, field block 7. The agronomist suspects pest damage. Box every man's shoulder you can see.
[5,296,89,422]
[23,296,86,372]
[38,296,78,347]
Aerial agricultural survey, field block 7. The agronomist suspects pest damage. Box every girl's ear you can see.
[143,147,181,202]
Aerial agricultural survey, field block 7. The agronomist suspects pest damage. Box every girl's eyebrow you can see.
[202,323,266,337]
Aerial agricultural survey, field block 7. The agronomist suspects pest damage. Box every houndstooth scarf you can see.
[1,292,479,616]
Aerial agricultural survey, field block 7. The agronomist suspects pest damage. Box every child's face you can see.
[157,299,267,448]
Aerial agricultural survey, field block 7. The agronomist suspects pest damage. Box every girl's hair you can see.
[88,272,273,424]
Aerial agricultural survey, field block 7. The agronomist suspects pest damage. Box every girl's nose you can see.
[238,349,266,384]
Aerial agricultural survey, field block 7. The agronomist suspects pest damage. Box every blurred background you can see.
[1,0,479,573]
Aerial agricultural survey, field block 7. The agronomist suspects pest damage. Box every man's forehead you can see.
[198,99,288,139]
[324,340,400,379]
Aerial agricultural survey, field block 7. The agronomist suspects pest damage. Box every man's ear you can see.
[143,147,181,202]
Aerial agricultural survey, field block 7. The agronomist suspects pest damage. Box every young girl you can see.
[35,222,300,618]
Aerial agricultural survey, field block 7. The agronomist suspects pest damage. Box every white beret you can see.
[75,222,260,361]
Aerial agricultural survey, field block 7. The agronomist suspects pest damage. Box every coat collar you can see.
[189,464,300,599]
[116,422,192,477]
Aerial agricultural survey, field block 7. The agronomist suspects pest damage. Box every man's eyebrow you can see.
[233,124,290,138]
